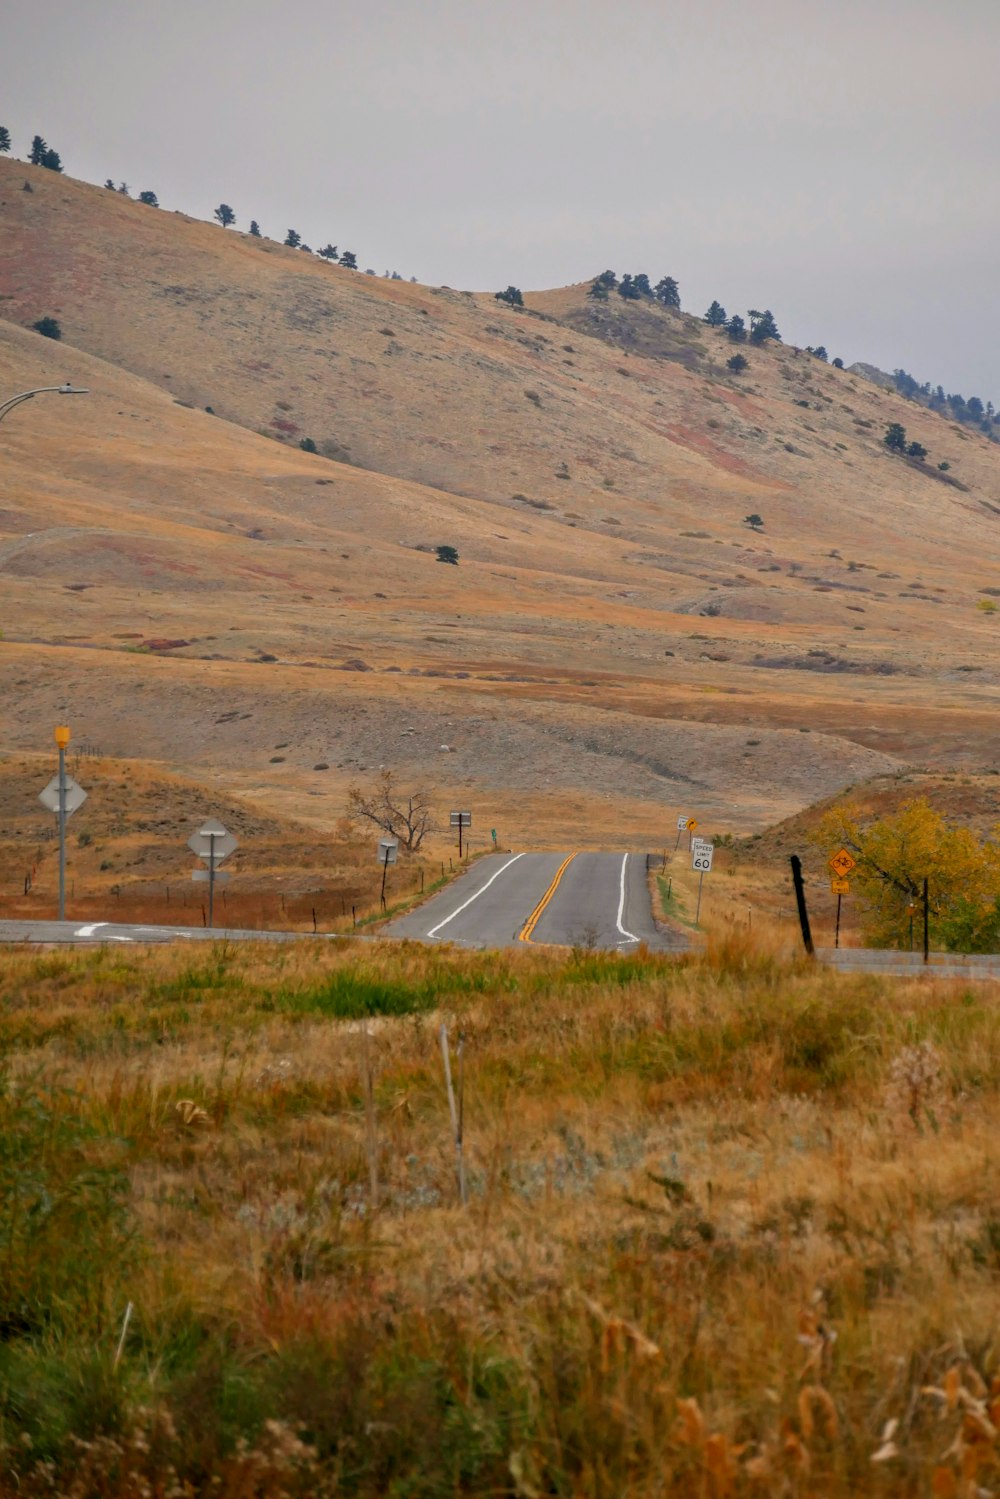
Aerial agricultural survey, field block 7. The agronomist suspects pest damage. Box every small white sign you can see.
[192,869,230,884]
[676,814,689,830]
[692,845,714,872]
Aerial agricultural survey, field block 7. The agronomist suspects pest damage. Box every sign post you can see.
[377,837,398,908]
[831,878,850,947]
[827,849,857,953]
[188,819,238,929]
[38,726,88,921]
[692,840,713,923]
[450,810,472,860]
[674,814,689,852]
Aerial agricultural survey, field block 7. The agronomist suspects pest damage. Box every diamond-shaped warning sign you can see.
[828,847,857,878]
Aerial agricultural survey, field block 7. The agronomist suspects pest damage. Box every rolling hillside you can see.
[1,156,998,842]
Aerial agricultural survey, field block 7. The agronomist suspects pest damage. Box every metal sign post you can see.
[38,726,88,921]
[450,810,472,859]
[57,727,68,920]
[187,819,238,929]
[377,838,398,908]
[830,877,850,948]
[692,841,713,923]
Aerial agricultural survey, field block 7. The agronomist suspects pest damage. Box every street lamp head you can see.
[0,384,90,424]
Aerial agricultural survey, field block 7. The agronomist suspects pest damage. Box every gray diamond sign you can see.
[38,775,87,816]
[187,819,238,861]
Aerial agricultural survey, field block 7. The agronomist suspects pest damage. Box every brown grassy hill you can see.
[1,157,998,845]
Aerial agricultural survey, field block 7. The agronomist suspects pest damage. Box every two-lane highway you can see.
[385,851,685,950]
[0,854,685,951]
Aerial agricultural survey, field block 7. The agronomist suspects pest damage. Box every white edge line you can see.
[616,853,640,944]
[427,853,525,939]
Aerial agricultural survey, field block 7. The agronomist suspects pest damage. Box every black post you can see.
[458,820,463,860]
[923,877,929,964]
[380,846,390,908]
[835,893,842,949]
[208,831,216,930]
[789,855,814,956]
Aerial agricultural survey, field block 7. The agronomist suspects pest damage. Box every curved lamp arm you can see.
[0,383,89,425]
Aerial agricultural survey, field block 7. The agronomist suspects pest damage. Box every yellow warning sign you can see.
[828,847,857,878]
[831,877,850,895]
[686,817,698,831]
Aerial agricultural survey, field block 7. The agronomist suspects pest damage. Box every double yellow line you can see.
[519,853,577,943]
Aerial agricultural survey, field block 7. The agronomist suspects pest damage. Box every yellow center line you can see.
[519,853,577,943]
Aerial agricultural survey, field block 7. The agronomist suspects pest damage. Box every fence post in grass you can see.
[440,1023,467,1205]
[923,877,929,965]
[789,855,814,957]
[362,1023,378,1210]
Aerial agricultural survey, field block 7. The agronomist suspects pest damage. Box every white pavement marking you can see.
[73,917,132,941]
[427,853,525,939]
[616,853,640,945]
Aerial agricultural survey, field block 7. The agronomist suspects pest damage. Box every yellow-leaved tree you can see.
[814,797,1000,951]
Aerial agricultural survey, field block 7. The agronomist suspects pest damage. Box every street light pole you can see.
[54,725,71,920]
[0,383,89,425]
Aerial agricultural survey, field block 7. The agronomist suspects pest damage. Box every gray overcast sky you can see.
[4,0,999,401]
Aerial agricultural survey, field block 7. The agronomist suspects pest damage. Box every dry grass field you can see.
[2,935,1000,1495]
[1,156,999,849]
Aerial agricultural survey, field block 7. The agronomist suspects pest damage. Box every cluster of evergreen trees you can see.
[892,367,999,442]
[0,129,63,172]
[581,273,785,350]
[587,269,681,307]
[703,301,783,345]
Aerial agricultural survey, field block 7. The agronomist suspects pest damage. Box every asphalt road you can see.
[0,919,316,946]
[385,850,685,950]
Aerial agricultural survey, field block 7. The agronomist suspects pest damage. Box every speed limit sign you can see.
[692,844,714,872]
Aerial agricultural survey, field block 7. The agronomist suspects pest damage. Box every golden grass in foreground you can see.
[2,935,1000,1496]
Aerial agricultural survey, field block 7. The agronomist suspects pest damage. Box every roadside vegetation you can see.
[2,932,1000,1495]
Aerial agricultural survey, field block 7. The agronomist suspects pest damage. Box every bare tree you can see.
[347,770,434,851]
